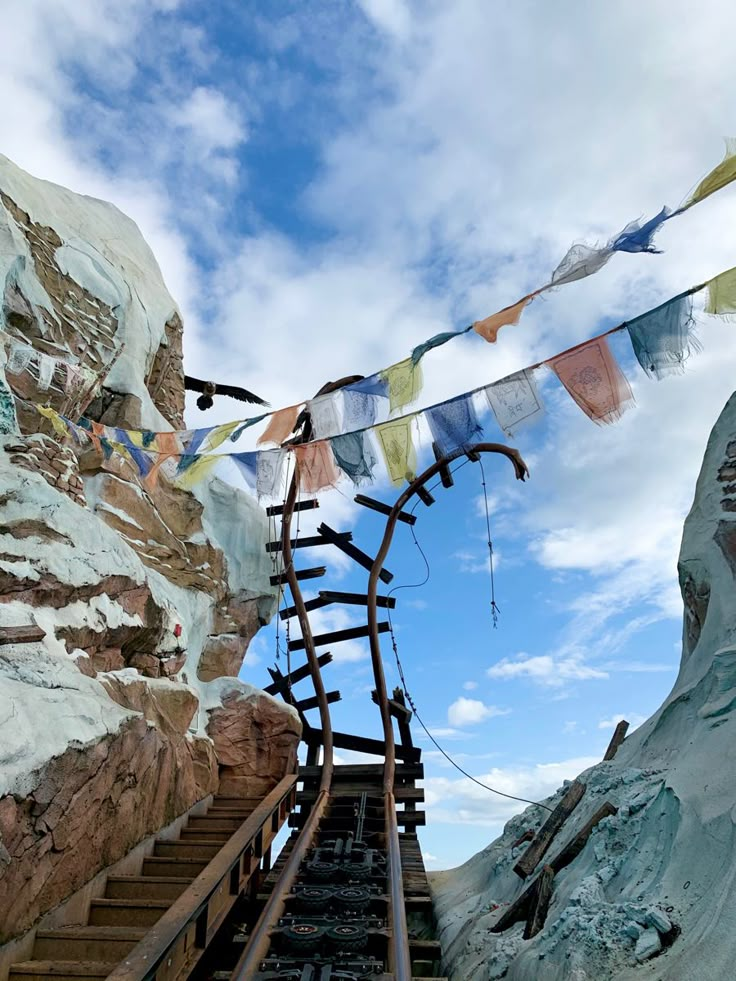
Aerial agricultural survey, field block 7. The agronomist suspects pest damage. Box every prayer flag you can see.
[485,369,544,437]
[143,431,181,488]
[7,345,33,376]
[426,395,483,456]
[229,414,269,444]
[257,404,301,446]
[294,441,341,494]
[231,451,258,489]
[705,266,736,318]
[545,243,613,289]
[548,337,634,425]
[343,388,379,431]
[376,416,417,486]
[683,139,736,210]
[330,431,378,486]
[411,328,469,364]
[37,405,69,439]
[626,292,699,378]
[307,393,342,440]
[257,448,287,499]
[381,358,423,414]
[473,296,530,343]
[610,207,670,254]
[37,354,55,391]
[174,453,221,489]
[345,375,390,398]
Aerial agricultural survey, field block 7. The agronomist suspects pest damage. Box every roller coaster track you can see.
[6,443,525,981]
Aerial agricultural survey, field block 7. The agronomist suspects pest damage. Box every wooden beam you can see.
[318,589,396,609]
[269,566,325,586]
[279,595,329,621]
[287,621,389,652]
[510,829,534,850]
[294,690,341,712]
[262,652,333,694]
[371,689,412,722]
[490,880,536,933]
[0,625,45,646]
[416,485,435,507]
[354,493,417,526]
[301,728,421,763]
[524,866,555,939]
[432,443,454,489]
[317,522,394,584]
[513,781,586,879]
[266,499,319,516]
[603,720,629,761]
[265,531,352,553]
[549,802,618,874]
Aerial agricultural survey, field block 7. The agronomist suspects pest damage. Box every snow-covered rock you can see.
[431,391,736,980]
[0,157,296,943]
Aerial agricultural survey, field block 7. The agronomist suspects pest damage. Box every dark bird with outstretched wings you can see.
[184,375,270,411]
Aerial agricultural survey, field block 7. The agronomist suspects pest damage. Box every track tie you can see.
[416,485,435,507]
[263,653,333,694]
[269,566,326,586]
[354,493,417,525]
[265,531,352,553]
[266,499,319,516]
[294,690,341,712]
[287,621,389,652]
[318,590,396,609]
[278,595,329,621]
[432,442,454,488]
[317,522,394,583]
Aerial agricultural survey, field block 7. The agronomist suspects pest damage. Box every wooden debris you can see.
[317,522,394,583]
[510,829,534,850]
[354,493,417,526]
[523,865,555,939]
[416,486,435,507]
[263,652,332,694]
[269,566,326,586]
[603,719,630,761]
[513,780,586,879]
[287,621,389,651]
[432,443,454,488]
[550,802,618,874]
[266,499,319,516]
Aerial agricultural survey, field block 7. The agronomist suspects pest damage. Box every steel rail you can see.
[367,442,528,981]
[232,463,335,977]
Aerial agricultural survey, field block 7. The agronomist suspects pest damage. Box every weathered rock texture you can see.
[0,156,298,944]
[432,391,736,980]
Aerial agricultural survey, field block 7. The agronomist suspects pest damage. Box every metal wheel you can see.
[295,885,333,913]
[325,922,369,952]
[333,885,371,914]
[309,860,340,881]
[281,922,323,952]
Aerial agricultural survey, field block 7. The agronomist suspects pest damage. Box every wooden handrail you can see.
[106,775,296,981]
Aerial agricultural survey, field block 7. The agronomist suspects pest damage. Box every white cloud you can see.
[462,680,478,691]
[175,86,246,153]
[447,696,510,727]
[487,654,608,687]
[598,713,646,731]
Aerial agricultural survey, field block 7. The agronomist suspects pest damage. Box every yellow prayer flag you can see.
[705,265,736,317]
[381,358,423,414]
[174,453,222,490]
[37,405,70,438]
[473,295,531,343]
[376,416,417,486]
[201,419,243,452]
[684,139,736,210]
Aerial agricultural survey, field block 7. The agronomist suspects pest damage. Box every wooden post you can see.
[524,865,555,939]
[514,780,586,879]
[550,802,618,874]
[603,720,629,761]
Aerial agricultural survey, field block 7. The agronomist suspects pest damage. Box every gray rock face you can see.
[431,392,736,980]
[0,157,297,943]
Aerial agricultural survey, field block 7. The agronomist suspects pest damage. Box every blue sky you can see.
[6,0,736,869]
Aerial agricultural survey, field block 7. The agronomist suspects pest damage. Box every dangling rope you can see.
[478,456,500,627]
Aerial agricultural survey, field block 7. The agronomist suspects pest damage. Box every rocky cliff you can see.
[431,391,736,979]
[0,156,300,943]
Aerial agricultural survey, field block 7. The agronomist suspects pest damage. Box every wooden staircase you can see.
[8,795,261,981]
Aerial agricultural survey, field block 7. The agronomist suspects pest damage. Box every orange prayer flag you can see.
[257,404,301,446]
[472,296,531,343]
[143,431,181,490]
[294,441,341,494]
[548,337,634,425]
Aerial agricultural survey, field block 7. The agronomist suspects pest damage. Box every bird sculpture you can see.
[184,375,269,411]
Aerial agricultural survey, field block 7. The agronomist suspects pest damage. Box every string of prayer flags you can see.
[231,451,258,489]
[411,328,471,364]
[473,296,531,344]
[229,414,269,443]
[546,243,614,289]
[257,448,287,499]
[330,431,378,486]
[37,404,70,438]
[610,207,670,254]
[381,358,424,414]
[143,431,181,488]
[294,440,341,494]
[682,138,736,211]
[704,265,736,318]
[626,292,699,379]
[174,452,220,490]
[376,416,417,486]
[343,387,379,430]
[426,395,483,456]
[485,369,544,437]
[257,404,301,446]
[345,375,390,398]
[307,393,342,440]
[548,336,634,425]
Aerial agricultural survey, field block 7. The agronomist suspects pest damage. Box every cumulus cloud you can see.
[487,654,608,687]
[463,680,478,691]
[447,696,510,727]
[598,713,646,731]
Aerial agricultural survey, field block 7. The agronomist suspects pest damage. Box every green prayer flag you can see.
[381,357,423,414]
[376,416,417,486]
[705,265,736,317]
[684,139,736,210]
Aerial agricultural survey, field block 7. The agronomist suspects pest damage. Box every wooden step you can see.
[179,829,231,843]
[88,897,171,928]
[9,962,112,981]
[33,927,146,962]
[270,566,326,586]
[317,523,393,583]
[266,499,319,516]
[187,816,243,831]
[212,795,262,807]
[265,531,352,552]
[142,856,209,878]
[299,763,424,781]
[153,839,221,860]
[105,875,193,901]
[354,493,417,525]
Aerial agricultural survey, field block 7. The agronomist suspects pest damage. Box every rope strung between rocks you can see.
[478,456,500,627]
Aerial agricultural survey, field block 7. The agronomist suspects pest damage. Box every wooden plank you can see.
[603,719,629,761]
[287,621,389,652]
[513,780,586,879]
[319,589,396,609]
[265,531,352,553]
[299,762,424,780]
[269,566,326,586]
[490,879,536,933]
[278,595,329,620]
[549,802,618,874]
[372,689,412,722]
[432,442,454,489]
[524,865,555,939]
[416,485,435,507]
[354,493,417,526]
[266,499,319,516]
[393,688,414,749]
[300,728,421,763]
[265,653,334,693]
[317,522,394,584]
[511,829,534,850]
[294,690,341,712]
[0,625,45,646]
